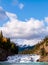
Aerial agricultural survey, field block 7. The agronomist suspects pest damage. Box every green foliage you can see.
[0,31,18,55]
[10,42,18,54]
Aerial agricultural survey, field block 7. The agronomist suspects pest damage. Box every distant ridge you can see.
[19,36,48,55]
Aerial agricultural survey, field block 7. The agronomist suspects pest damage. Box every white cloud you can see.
[45,17,48,25]
[6,12,17,19]
[0,7,8,21]
[19,3,24,9]
[0,8,48,46]
[0,7,9,26]
[3,14,45,39]
[11,0,24,10]
[45,17,48,22]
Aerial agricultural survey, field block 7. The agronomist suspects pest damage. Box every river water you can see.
[0,62,48,65]
[0,54,48,65]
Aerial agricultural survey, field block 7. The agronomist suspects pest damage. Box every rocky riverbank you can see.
[37,56,48,62]
[0,48,7,61]
[0,47,18,61]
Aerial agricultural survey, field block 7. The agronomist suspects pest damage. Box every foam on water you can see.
[5,54,40,63]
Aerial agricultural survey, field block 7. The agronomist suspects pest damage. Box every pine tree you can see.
[0,31,3,39]
[0,31,3,47]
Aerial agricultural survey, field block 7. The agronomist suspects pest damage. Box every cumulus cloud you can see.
[18,3,24,9]
[2,13,45,39]
[45,17,48,22]
[0,6,8,22]
[0,7,48,46]
[45,17,48,25]
[11,0,24,10]
[0,7,9,24]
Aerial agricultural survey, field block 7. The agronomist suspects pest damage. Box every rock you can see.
[37,56,48,62]
[0,48,7,61]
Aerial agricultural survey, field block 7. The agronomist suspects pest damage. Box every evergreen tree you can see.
[0,31,3,39]
[0,31,3,47]
[40,46,46,56]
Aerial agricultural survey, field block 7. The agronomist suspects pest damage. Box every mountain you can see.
[19,36,48,55]
[19,45,35,52]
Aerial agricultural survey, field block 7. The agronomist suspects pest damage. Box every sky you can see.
[0,0,48,46]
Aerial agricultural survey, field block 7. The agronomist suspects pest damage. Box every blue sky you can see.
[0,0,48,46]
[0,0,48,21]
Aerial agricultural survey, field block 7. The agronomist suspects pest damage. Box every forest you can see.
[0,31,18,61]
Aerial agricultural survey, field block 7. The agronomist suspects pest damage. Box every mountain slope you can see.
[19,45,35,52]
[19,36,48,55]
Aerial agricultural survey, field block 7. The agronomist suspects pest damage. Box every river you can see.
[0,54,48,65]
[0,62,48,65]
